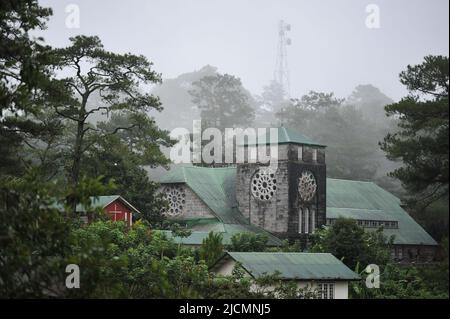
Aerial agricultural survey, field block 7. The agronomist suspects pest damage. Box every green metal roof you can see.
[87,195,120,210]
[159,222,283,246]
[52,195,120,212]
[159,165,247,224]
[242,127,325,147]
[158,165,283,246]
[158,166,437,247]
[225,252,360,280]
[183,217,225,232]
[54,195,141,214]
[327,179,437,245]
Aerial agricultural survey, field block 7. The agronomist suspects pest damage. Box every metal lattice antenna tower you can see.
[274,20,291,98]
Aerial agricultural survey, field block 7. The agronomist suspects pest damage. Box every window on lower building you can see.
[395,246,403,260]
[318,283,335,299]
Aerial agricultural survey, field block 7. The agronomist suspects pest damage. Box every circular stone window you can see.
[251,168,277,201]
[163,185,186,216]
[298,171,317,202]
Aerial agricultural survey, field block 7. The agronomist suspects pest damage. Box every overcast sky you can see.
[39,0,449,101]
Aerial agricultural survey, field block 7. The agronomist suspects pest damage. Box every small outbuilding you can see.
[210,252,360,299]
[74,195,140,226]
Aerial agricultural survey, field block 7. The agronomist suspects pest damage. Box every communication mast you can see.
[274,20,292,98]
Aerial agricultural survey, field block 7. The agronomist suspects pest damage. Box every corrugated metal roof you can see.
[226,252,360,280]
[88,195,120,210]
[242,127,325,147]
[327,179,437,245]
[52,195,120,212]
[159,165,246,224]
[54,195,142,214]
[158,166,437,246]
[159,224,283,246]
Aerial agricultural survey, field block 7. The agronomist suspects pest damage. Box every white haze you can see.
[38,0,449,101]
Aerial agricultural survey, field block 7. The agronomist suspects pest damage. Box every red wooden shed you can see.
[77,195,141,226]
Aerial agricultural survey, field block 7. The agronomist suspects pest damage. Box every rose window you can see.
[298,171,317,202]
[251,168,277,201]
[163,185,186,216]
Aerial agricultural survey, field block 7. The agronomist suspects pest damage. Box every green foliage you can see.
[164,256,210,298]
[276,91,386,181]
[0,181,70,298]
[251,271,318,299]
[347,84,394,128]
[0,0,55,176]
[45,35,165,211]
[351,263,449,299]
[312,218,449,299]
[189,73,256,131]
[199,231,224,266]
[203,275,253,299]
[82,112,173,225]
[310,218,391,269]
[151,65,218,129]
[410,197,449,242]
[228,232,269,252]
[66,220,195,298]
[64,221,318,299]
[204,264,318,299]
[381,55,449,208]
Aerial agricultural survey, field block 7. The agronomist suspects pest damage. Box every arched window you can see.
[298,208,303,233]
[310,208,316,233]
[304,207,310,234]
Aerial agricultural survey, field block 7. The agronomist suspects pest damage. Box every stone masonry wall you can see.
[235,161,290,233]
[160,184,216,220]
[236,143,326,240]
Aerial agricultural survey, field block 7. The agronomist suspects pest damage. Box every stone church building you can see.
[157,127,437,263]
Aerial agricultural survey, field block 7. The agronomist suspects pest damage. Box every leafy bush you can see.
[228,232,268,252]
[310,217,392,269]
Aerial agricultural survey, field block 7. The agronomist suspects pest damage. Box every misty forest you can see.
[0,0,448,299]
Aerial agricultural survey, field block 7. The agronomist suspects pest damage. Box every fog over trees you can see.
[1,0,447,300]
[149,66,401,191]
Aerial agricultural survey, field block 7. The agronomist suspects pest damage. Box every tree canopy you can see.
[381,55,449,208]
[189,73,256,131]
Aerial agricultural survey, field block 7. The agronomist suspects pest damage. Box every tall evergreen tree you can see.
[189,73,255,131]
[0,0,54,176]
[47,35,164,212]
[381,55,449,208]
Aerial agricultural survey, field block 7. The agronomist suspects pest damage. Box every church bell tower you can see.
[235,127,326,241]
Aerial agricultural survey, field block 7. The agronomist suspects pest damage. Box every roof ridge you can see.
[327,177,375,184]
[327,207,384,211]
